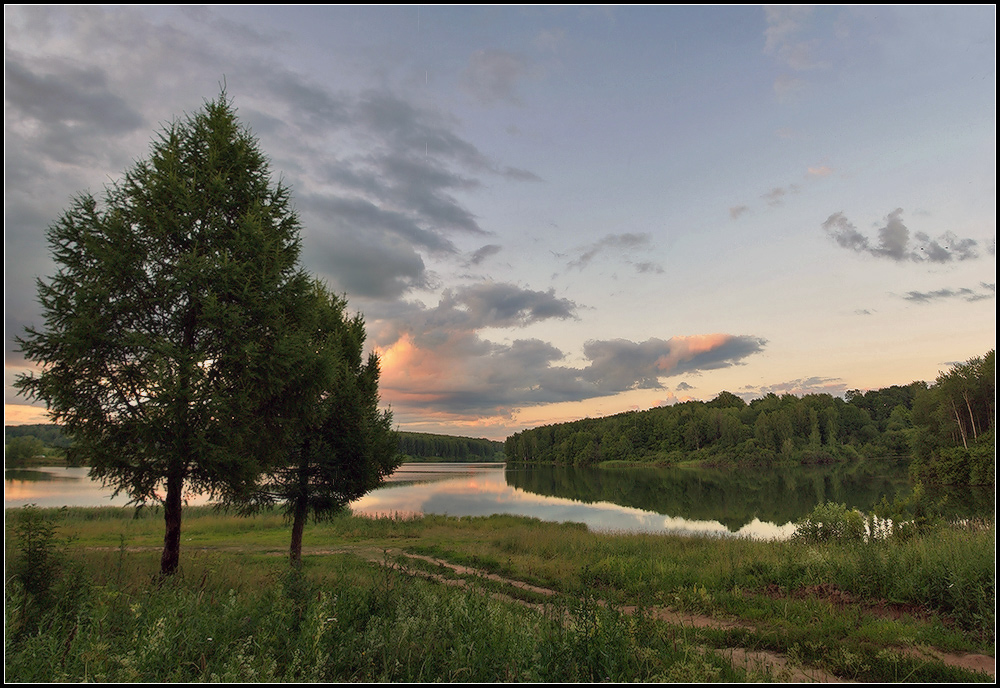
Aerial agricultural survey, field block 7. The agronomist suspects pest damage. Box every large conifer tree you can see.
[16,93,316,575]
[245,283,400,566]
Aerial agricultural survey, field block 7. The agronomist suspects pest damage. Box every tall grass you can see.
[5,505,994,682]
[5,546,743,682]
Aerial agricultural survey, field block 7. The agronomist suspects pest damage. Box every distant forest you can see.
[4,425,504,466]
[505,350,995,487]
[5,424,73,448]
[398,432,504,463]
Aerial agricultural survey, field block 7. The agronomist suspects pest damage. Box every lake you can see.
[5,461,990,540]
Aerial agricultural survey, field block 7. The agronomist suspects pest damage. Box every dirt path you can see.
[91,543,995,680]
[360,548,994,683]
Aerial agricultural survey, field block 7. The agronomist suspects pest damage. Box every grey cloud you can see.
[762,184,798,207]
[355,91,491,170]
[466,244,503,266]
[872,208,909,260]
[579,339,668,391]
[823,212,871,252]
[397,283,580,348]
[452,283,578,328]
[6,6,542,316]
[901,285,995,303]
[822,209,980,263]
[260,69,352,130]
[756,377,848,398]
[303,194,458,255]
[568,232,653,270]
[5,56,145,135]
[253,80,540,298]
[633,261,664,275]
[675,381,694,391]
[501,166,543,182]
[462,49,530,105]
[311,231,431,299]
[580,335,766,392]
[5,55,146,168]
[729,205,750,220]
[385,332,767,418]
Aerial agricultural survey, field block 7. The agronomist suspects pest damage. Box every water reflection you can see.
[7,462,990,540]
[4,466,213,509]
[353,464,801,539]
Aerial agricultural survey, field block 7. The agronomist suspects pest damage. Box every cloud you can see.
[462,49,531,105]
[741,376,848,399]
[465,244,503,266]
[313,230,432,300]
[373,282,766,422]
[762,184,799,207]
[378,326,768,422]
[729,205,750,220]
[901,284,995,303]
[763,6,815,66]
[807,165,832,177]
[378,283,579,349]
[438,283,580,331]
[5,56,146,140]
[633,261,665,275]
[567,232,654,270]
[822,209,980,263]
[582,335,766,389]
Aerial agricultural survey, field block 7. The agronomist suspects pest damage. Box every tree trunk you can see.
[160,468,184,576]
[289,496,307,567]
[950,399,968,449]
[962,391,978,441]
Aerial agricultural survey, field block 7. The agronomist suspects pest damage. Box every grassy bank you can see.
[4,506,994,682]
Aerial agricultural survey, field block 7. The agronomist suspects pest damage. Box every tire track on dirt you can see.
[355,548,994,682]
[361,549,846,682]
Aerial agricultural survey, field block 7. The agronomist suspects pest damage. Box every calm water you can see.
[5,461,990,540]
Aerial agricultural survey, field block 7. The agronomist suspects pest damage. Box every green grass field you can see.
[4,505,994,682]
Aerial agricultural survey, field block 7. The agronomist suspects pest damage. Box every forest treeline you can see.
[398,431,504,462]
[5,426,504,467]
[505,350,995,486]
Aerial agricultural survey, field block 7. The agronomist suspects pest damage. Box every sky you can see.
[4,6,996,440]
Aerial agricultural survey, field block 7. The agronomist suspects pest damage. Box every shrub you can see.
[792,501,866,543]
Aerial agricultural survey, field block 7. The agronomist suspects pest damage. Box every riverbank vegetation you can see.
[397,431,504,463]
[505,350,994,487]
[4,504,993,682]
[4,424,73,467]
[5,428,503,469]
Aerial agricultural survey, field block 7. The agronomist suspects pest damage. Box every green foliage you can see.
[5,425,75,466]
[4,507,993,682]
[506,351,993,485]
[5,424,72,447]
[792,502,866,543]
[507,392,875,466]
[910,350,995,486]
[398,431,504,462]
[9,505,65,603]
[14,92,318,574]
[250,283,400,565]
[5,434,46,466]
